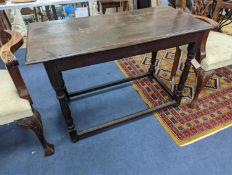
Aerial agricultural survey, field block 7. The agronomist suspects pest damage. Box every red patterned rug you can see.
[115,49,232,146]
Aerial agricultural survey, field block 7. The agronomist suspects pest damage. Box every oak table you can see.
[26,6,213,142]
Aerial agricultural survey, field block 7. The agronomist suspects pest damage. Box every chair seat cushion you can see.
[0,70,33,125]
[180,31,232,71]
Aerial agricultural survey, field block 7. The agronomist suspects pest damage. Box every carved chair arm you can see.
[0,30,32,103]
[190,14,219,29]
[0,30,23,66]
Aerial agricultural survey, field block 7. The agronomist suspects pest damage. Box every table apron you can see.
[53,31,205,71]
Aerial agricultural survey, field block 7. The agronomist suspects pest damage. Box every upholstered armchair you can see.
[0,30,54,156]
[170,0,232,107]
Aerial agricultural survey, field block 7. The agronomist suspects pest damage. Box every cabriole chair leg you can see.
[191,69,214,107]
[16,109,54,156]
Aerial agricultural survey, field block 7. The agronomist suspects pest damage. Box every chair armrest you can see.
[190,14,219,29]
[0,30,32,103]
[0,30,23,67]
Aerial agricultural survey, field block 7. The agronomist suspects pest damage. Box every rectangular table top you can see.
[26,6,213,64]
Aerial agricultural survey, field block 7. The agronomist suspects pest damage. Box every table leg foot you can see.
[69,129,79,143]
[44,62,77,142]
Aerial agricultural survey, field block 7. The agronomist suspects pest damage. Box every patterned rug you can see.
[115,49,232,146]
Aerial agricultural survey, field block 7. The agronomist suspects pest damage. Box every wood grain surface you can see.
[26,6,213,64]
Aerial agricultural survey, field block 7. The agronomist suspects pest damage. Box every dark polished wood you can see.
[69,73,149,97]
[44,61,78,141]
[26,7,213,142]
[0,11,11,32]
[148,51,157,81]
[0,30,54,156]
[26,7,212,65]
[173,41,203,105]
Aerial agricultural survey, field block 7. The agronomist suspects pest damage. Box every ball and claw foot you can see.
[44,143,55,156]
[16,109,55,157]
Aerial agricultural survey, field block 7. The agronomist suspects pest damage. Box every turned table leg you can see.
[44,62,78,142]
[148,51,157,81]
[59,72,70,102]
[174,42,199,105]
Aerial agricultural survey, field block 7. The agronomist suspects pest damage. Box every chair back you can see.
[193,0,222,20]
[169,0,232,32]
[194,0,232,31]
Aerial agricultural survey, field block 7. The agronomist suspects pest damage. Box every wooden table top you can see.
[26,6,213,64]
